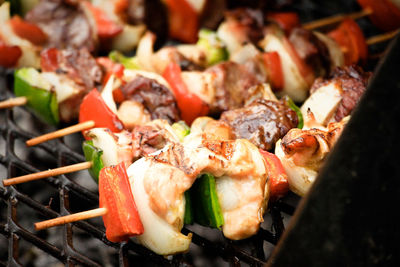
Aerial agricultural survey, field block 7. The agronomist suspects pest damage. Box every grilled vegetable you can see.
[127,158,192,255]
[163,62,209,124]
[357,0,400,31]
[82,140,104,182]
[109,50,140,70]
[183,191,193,224]
[282,95,304,129]
[79,89,124,134]
[260,32,314,102]
[165,0,199,43]
[14,67,59,125]
[191,173,224,229]
[259,149,289,201]
[262,51,284,91]
[0,41,22,67]
[172,121,190,141]
[328,18,367,65]
[197,29,228,66]
[99,163,144,243]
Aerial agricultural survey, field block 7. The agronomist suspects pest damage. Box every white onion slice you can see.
[127,159,192,255]
[275,140,317,196]
[85,128,118,167]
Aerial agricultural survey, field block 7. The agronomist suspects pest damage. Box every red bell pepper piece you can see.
[259,149,289,201]
[0,41,22,68]
[328,18,367,65]
[79,89,124,133]
[165,0,199,43]
[99,163,144,243]
[114,0,129,15]
[266,12,300,35]
[83,2,123,39]
[163,62,209,125]
[96,57,125,103]
[357,0,400,31]
[9,16,47,46]
[262,52,284,91]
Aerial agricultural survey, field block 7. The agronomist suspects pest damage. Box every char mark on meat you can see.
[57,48,103,90]
[221,99,298,151]
[206,61,259,114]
[311,65,371,122]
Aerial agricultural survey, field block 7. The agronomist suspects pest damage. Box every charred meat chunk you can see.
[206,61,259,113]
[26,0,96,51]
[311,65,371,122]
[46,48,103,90]
[289,27,331,77]
[224,8,266,44]
[120,75,180,124]
[220,99,298,151]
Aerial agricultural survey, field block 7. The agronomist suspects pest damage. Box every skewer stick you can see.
[0,96,27,109]
[2,161,92,186]
[26,120,96,147]
[35,207,107,231]
[303,8,373,30]
[366,29,400,46]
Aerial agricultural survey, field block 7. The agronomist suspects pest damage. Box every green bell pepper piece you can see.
[172,121,190,142]
[14,68,59,125]
[197,29,228,66]
[82,140,104,183]
[190,173,224,229]
[6,0,38,16]
[109,50,140,69]
[282,95,304,129]
[184,190,193,225]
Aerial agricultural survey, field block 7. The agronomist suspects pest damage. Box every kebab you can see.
[1,8,396,144]
[303,0,400,32]
[3,126,277,254]
[0,65,372,251]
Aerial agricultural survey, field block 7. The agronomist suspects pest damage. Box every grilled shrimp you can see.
[275,115,348,196]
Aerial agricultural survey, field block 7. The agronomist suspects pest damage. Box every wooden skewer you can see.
[2,161,92,186]
[303,8,373,30]
[26,120,95,147]
[0,96,27,109]
[35,207,107,231]
[366,29,400,46]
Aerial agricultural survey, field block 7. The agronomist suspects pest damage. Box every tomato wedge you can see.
[99,163,144,243]
[262,52,284,91]
[266,12,300,35]
[328,18,367,65]
[165,0,199,43]
[0,41,22,68]
[83,2,123,39]
[79,89,124,134]
[9,16,47,46]
[163,62,209,125]
[357,0,400,31]
[259,149,289,201]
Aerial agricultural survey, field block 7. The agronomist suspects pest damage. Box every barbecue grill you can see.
[1,1,399,266]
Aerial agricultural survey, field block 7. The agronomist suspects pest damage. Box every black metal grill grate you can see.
[0,69,297,266]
